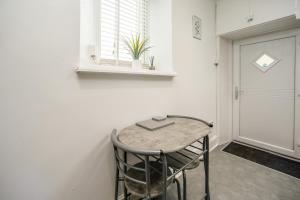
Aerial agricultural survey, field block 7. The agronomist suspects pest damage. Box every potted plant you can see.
[149,56,155,70]
[124,34,151,70]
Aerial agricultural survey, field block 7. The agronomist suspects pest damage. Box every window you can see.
[98,0,150,65]
[253,53,279,72]
[79,0,175,76]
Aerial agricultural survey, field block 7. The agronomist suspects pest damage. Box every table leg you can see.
[123,152,128,200]
[162,155,168,200]
[204,136,210,200]
[114,167,119,200]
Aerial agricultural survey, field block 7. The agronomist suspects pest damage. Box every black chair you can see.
[111,129,182,200]
[166,115,213,200]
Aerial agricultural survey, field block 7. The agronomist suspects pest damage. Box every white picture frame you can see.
[192,15,201,40]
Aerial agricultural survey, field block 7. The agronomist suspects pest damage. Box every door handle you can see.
[235,87,244,100]
[235,86,239,100]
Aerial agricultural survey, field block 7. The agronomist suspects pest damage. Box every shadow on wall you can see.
[60,134,115,200]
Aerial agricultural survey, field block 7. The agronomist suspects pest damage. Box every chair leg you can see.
[123,152,128,200]
[175,178,182,200]
[114,168,119,200]
[182,170,187,200]
[203,136,210,200]
[162,155,168,200]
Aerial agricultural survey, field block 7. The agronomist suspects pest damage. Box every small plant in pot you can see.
[149,56,155,70]
[124,34,151,70]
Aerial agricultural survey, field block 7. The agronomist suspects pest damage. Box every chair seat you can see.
[125,161,173,198]
[167,149,201,170]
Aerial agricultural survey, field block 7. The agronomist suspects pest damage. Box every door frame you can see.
[232,28,300,159]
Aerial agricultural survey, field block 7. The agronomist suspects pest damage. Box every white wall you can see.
[0,0,217,200]
[297,0,300,18]
[217,37,233,144]
[172,0,218,144]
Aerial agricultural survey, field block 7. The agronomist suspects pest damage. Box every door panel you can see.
[297,0,300,19]
[296,31,300,158]
[240,37,295,151]
[233,30,300,159]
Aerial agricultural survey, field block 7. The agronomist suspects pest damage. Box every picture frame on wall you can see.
[192,15,201,40]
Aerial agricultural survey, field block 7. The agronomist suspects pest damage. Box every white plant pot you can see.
[132,59,142,70]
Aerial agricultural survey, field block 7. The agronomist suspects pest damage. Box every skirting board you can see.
[117,135,219,200]
[209,135,219,152]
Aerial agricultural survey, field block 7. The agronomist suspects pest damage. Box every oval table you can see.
[118,115,212,200]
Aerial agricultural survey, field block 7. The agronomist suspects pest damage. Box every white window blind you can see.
[98,0,149,65]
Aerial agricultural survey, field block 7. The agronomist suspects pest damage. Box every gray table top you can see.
[118,117,211,153]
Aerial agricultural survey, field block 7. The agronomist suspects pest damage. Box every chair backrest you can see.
[111,129,166,198]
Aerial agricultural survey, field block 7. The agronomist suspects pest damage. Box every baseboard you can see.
[209,135,219,152]
[217,135,233,147]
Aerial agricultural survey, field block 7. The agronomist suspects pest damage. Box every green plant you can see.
[124,34,151,60]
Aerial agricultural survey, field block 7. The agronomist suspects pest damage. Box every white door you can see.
[233,30,300,159]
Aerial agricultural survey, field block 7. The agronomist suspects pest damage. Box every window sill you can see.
[76,64,177,77]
